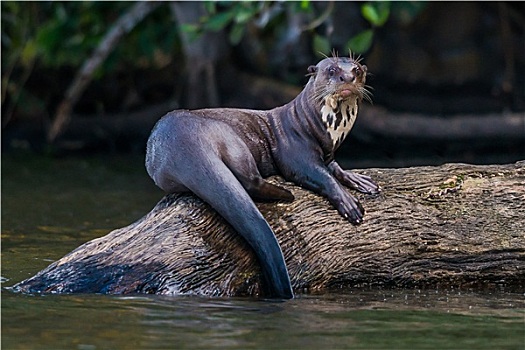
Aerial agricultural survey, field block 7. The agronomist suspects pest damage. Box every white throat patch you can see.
[320,95,358,148]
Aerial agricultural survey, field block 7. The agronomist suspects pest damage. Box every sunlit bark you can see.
[14,162,525,297]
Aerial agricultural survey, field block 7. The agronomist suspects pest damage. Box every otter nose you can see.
[340,73,356,83]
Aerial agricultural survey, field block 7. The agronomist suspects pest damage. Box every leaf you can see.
[204,1,216,15]
[179,24,201,42]
[203,11,234,32]
[234,4,258,24]
[361,2,390,27]
[229,22,245,45]
[21,40,38,66]
[313,34,331,57]
[300,1,311,10]
[347,29,374,54]
[179,23,200,35]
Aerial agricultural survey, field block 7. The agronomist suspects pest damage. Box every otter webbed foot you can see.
[341,171,380,195]
[335,191,365,225]
[328,161,380,195]
[288,161,367,225]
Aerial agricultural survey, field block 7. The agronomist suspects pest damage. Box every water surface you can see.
[2,153,524,349]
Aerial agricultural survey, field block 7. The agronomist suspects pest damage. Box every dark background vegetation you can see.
[2,1,524,167]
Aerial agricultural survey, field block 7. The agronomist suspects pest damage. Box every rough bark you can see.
[13,162,525,297]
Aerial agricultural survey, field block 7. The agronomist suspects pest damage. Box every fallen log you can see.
[13,162,525,297]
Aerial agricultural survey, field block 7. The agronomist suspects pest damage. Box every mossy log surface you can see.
[14,162,525,297]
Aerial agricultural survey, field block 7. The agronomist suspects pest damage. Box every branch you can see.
[301,1,335,32]
[47,1,161,143]
[357,106,525,141]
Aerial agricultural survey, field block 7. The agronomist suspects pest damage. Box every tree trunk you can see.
[13,162,525,297]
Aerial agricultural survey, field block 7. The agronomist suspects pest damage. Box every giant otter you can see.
[145,55,380,299]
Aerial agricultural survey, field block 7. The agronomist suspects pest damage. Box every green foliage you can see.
[184,2,292,45]
[346,1,390,54]
[187,1,425,56]
[347,29,375,54]
[347,1,426,54]
[2,1,427,75]
[1,1,427,123]
[361,2,390,27]
[1,2,180,119]
[2,2,178,72]
[2,2,46,118]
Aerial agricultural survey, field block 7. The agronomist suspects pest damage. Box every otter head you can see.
[307,55,371,149]
[307,56,369,104]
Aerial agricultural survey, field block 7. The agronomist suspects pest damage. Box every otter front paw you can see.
[343,171,380,195]
[328,162,380,196]
[336,193,365,225]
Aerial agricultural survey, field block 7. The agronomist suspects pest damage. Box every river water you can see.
[2,153,524,349]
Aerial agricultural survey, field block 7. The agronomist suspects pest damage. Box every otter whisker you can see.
[310,84,335,104]
[347,50,357,63]
[330,49,341,65]
[314,89,336,104]
[318,51,330,60]
[359,87,373,104]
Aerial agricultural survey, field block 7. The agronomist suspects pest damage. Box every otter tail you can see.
[176,157,294,299]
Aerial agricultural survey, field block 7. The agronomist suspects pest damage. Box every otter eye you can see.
[353,66,362,77]
[328,67,336,77]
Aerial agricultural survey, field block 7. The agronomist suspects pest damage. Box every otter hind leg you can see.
[222,144,294,202]
[248,180,295,203]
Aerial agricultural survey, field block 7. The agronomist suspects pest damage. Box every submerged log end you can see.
[13,161,525,297]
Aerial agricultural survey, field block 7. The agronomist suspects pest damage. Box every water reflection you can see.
[2,154,524,349]
[4,290,523,349]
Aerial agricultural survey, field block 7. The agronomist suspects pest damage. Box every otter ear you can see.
[307,65,318,75]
